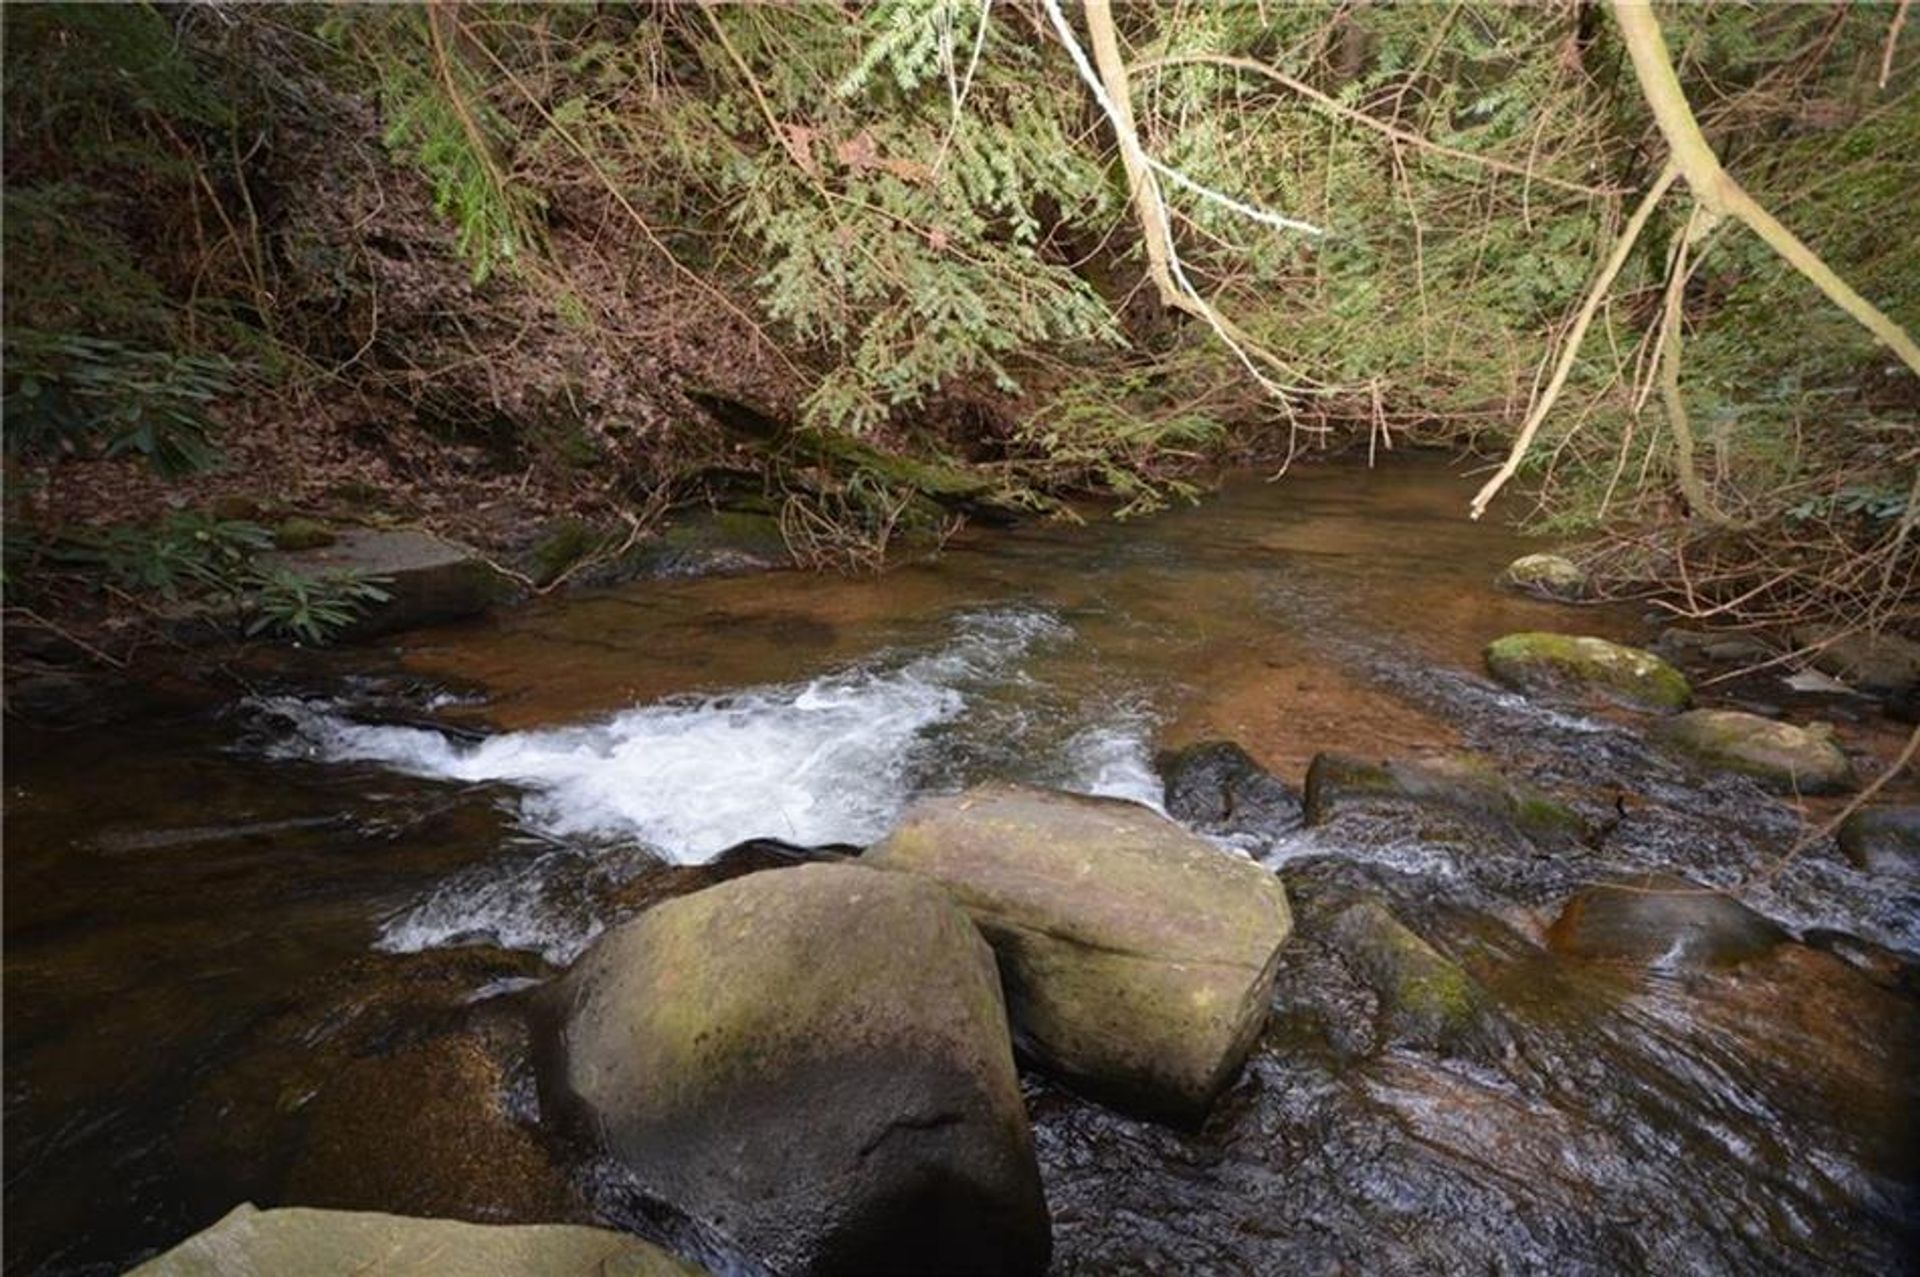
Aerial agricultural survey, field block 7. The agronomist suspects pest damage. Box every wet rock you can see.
[551,862,1049,1276]
[1158,739,1303,838]
[272,516,336,551]
[1794,625,1920,695]
[262,528,510,637]
[1546,876,1789,969]
[1302,750,1586,848]
[1802,928,1920,995]
[284,1015,576,1222]
[1656,708,1853,794]
[178,946,557,1202]
[128,1204,701,1276]
[1499,553,1586,600]
[1485,632,1691,712]
[1837,804,1920,877]
[866,784,1292,1120]
[1322,899,1502,1055]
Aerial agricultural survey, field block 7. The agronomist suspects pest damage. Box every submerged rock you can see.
[551,862,1049,1276]
[1837,804,1920,878]
[1485,632,1691,713]
[1656,708,1853,794]
[866,784,1292,1120]
[1158,739,1303,838]
[1499,553,1586,600]
[1546,876,1789,970]
[284,1019,574,1222]
[1302,750,1586,848]
[129,1204,700,1276]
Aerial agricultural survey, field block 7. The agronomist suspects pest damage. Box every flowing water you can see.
[6,456,1916,1275]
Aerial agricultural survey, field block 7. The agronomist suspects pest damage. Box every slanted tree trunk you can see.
[1608,0,1920,376]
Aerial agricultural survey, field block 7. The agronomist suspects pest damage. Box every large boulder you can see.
[1546,876,1788,970]
[1837,804,1920,878]
[1158,739,1303,839]
[865,785,1292,1120]
[550,862,1049,1276]
[1499,553,1586,600]
[129,1204,699,1276]
[1485,632,1691,712]
[1656,709,1853,794]
[263,528,508,637]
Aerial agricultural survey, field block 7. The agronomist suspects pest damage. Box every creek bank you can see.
[865,785,1294,1121]
[548,861,1051,1276]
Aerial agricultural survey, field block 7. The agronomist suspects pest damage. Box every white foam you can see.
[260,607,1154,866]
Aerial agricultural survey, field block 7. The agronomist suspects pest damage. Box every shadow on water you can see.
[5,456,1917,1274]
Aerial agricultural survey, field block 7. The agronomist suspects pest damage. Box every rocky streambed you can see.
[7,460,1917,1275]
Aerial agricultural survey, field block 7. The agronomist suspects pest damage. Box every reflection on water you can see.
[5,456,1916,1275]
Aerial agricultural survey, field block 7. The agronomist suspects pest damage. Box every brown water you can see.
[6,456,1917,1274]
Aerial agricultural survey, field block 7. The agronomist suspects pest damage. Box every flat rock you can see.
[1656,708,1853,794]
[551,862,1049,1276]
[128,1204,700,1276]
[264,528,508,637]
[866,784,1292,1120]
[1485,632,1691,712]
[1547,875,1788,969]
[1302,750,1586,847]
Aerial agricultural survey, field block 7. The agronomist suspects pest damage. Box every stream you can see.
[6,456,1917,1275]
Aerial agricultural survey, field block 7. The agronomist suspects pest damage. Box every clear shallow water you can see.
[6,456,1917,1275]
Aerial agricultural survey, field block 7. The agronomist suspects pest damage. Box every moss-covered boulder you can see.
[1323,899,1502,1054]
[129,1205,701,1277]
[865,784,1292,1120]
[550,862,1049,1276]
[1158,739,1303,839]
[1656,709,1853,794]
[1837,804,1920,878]
[1485,632,1691,712]
[1547,876,1788,970]
[1302,750,1586,848]
[1499,553,1586,600]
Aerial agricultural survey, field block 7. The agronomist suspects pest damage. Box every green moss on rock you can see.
[1656,709,1853,794]
[1485,632,1691,712]
[272,516,336,551]
[1500,553,1586,600]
